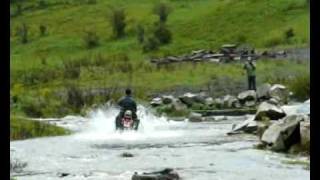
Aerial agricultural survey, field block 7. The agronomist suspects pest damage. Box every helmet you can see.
[124,110,132,117]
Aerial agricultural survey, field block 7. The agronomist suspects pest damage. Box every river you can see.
[10,105,310,180]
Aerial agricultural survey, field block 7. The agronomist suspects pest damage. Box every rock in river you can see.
[256,83,271,100]
[261,115,304,151]
[269,84,289,104]
[132,168,179,180]
[237,90,257,103]
[254,102,286,121]
[150,97,163,107]
[188,112,203,122]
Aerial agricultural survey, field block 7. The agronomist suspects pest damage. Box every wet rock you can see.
[188,112,203,122]
[222,95,238,108]
[237,90,257,103]
[172,99,188,111]
[58,172,70,177]
[261,115,304,151]
[120,152,134,158]
[256,83,271,100]
[162,95,175,105]
[254,102,286,121]
[267,97,280,106]
[179,93,197,107]
[150,97,162,107]
[213,98,223,108]
[300,119,310,152]
[269,84,289,104]
[244,100,256,107]
[205,97,214,106]
[227,118,259,135]
[203,116,216,121]
[132,168,179,180]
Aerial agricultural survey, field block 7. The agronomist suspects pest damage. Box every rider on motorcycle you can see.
[115,88,139,130]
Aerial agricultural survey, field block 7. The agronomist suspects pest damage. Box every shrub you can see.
[62,59,81,79]
[288,72,310,101]
[20,97,45,117]
[10,116,69,140]
[153,2,171,23]
[39,24,47,36]
[38,0,47,8]
[143,36,160,52]
[264,35,284,47]
[154,22,172,45]
[136,24,145,44]
[284,28,295,41]
[87,0,97,4]
[65,84,85,113]
[108,7,126,38]
[83,31,99,49]
[17,23,28,44]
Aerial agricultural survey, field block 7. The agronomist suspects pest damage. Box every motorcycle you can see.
[116,110,139,131]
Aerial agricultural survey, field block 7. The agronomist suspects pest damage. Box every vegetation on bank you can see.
[10,116,70,140]
[10,0,309,121]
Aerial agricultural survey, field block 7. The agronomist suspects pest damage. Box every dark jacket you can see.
[117,95,137,113]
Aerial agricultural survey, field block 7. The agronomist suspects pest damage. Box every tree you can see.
[109,7,126,38]
[153,2,171,23]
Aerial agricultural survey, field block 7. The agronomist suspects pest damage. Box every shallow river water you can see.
[10,106,309,180]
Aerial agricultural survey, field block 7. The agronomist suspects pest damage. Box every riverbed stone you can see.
[162,95,175,105]
[237,90,257,103]
[261,115,303,151]
[269,84,289,104]
[244,100,256,107]
[257,83,271,100]
[300,119,310,152]
[150,97,162,107]
[254,102,286,121]
[205,97,214,106]
[188,112,203,122]
[179,93,197,107]
[131,168,179,180]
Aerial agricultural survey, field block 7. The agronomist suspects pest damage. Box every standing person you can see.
[115,88,139,130]
[243,57,256,90]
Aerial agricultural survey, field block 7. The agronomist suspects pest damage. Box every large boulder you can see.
[269,84,289,104]
[188,112,203,122]
[261,115,304,151]
[244,100,256,107]
[254,102,286,121]
[237,90,257,103]
[150,97,162,107]
[132,168,179,180]
[300,118,310,152]
[256,83,271,100]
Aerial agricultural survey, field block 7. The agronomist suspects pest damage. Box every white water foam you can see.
[75,105,186,141]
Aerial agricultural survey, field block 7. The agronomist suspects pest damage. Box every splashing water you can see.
[75,105,187,141]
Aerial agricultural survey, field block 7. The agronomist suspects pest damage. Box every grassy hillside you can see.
[10,0,310,119]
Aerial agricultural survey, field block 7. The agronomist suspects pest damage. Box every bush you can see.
[153,2,171,23]
[109,7,126,38]
[39,24,47,36]
[65,84,85,113]
[20,97,45,117]
[143,36,160,52]
[154,22,172,45]
[264,35,284,47]
[62,60,81,79]
[87,0,97,4]
[38,0,47,8]
[83,31,99,49]
[136,24,145,44]
[284,28,295,41]
[10,116,69,140]
[17,23,28,44]
[20,68,58,85]
[288,72,310,101]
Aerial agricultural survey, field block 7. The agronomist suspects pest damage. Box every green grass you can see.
[10,116,70,140]
[10,0,309,119]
